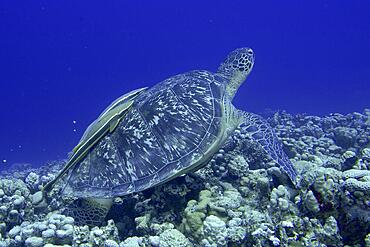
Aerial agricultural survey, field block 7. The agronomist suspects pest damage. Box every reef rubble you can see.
[0,110,369,246]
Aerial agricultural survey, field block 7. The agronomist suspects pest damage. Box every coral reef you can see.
[0,110,369,246]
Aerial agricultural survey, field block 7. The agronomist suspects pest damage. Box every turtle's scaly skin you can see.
[240,112,298,181]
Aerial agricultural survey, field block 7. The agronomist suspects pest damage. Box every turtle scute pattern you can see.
[64,70,226,198]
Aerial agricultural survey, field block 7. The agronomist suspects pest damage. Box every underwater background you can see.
[0,1,370,247]
[0,1,369,167]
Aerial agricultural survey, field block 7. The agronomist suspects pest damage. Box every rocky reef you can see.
[0,110,369,246]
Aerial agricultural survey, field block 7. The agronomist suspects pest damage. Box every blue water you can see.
[0,1,369,167]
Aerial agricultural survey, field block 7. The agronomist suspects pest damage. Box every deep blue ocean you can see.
[0,1,369,168]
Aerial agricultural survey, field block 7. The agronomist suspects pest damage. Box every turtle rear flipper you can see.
[64,198,113,226]
[239,111,298,186]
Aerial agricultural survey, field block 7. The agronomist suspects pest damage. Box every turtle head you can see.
[217,47,255,99]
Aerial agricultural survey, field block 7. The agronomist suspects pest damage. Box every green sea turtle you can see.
[43,47,297,225]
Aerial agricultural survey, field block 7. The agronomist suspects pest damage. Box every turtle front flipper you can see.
[64,198,113,226]
[238,111,298,186]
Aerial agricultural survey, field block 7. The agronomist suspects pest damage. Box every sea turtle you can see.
[43,47,297,225]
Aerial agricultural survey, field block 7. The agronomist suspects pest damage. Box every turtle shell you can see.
[63,70,229,198]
